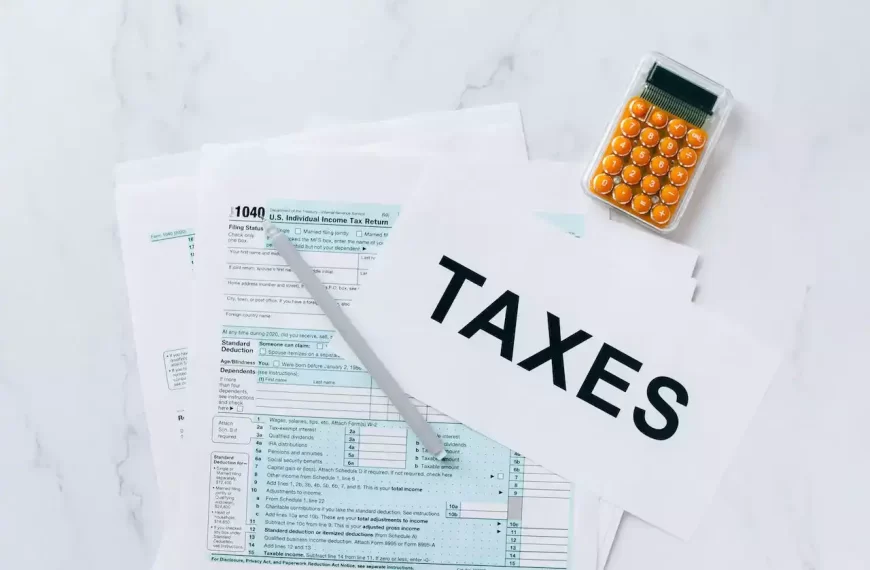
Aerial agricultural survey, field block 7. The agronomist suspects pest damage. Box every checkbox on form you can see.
[295,228,301,234]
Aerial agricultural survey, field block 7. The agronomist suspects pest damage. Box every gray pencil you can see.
[263,219,447,460]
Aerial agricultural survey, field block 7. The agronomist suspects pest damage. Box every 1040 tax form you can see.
[177,150,616,570]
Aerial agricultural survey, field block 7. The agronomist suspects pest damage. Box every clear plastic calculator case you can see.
[585,53,733,233]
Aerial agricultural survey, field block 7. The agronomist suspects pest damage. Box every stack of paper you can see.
[116,104,772,570]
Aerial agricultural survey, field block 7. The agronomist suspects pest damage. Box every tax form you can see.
[180,150,620,570]
[119,163,699,570]
[115,107,628,569]
[117,105,703,568]
[115,106,532,520]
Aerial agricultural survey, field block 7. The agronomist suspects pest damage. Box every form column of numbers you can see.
[248,417,265,556]
[507,454,571,569]
[506,521,523,567]
[187,234,195,264]
[509,451,524,498]
[345,426,408,468]
[506,451,524,566]
[344,426,360,466]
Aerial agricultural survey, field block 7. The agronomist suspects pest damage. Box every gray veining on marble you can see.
[0,2,868,569]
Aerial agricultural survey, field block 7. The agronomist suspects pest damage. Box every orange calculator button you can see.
[660,184,680,205]
[669,166,689,186]
[639,127,660,148]
[658,137,679,158]
[648,109,668,129]
[677,147,697,168]
[641,175,661,195]
[649,156,670,176]
[631,193,652,214]
[667,119,688,139]
[602,154,623,175]
[686,128,707,149]
[621,165,642,185]
[611,136,632,156]
[591,173,614,195]
[613,183,633,204]
[629,98,651,120]
[620,117,642,138]
[631,146,651,166]
[651,204,671,225]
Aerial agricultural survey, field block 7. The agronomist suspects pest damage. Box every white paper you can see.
[116,177,196,511]
[116,104,699,567]
[328,160,698,362]
[115,107,531,505]
[115,108,623,568]
[118,154,695,569]
[328,163,782,539]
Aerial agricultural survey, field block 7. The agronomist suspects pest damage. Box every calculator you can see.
[585,53,732,232]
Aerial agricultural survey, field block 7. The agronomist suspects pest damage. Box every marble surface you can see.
[0,1,867,569]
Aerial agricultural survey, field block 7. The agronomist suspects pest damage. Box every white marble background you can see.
[0,1,867,569]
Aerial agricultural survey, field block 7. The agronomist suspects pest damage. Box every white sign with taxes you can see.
[329,165,781,539]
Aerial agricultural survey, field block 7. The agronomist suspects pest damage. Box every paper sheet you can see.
[118,157,697,570]
[117,177,196,515]
[117,104,701,568]
[177,149,614,570]
[116,107,625,568]
[115,106,530,509]
[326,162,782,539]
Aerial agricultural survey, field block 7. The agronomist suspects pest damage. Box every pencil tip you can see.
[262,218,281,238]
[435,450,447,461]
